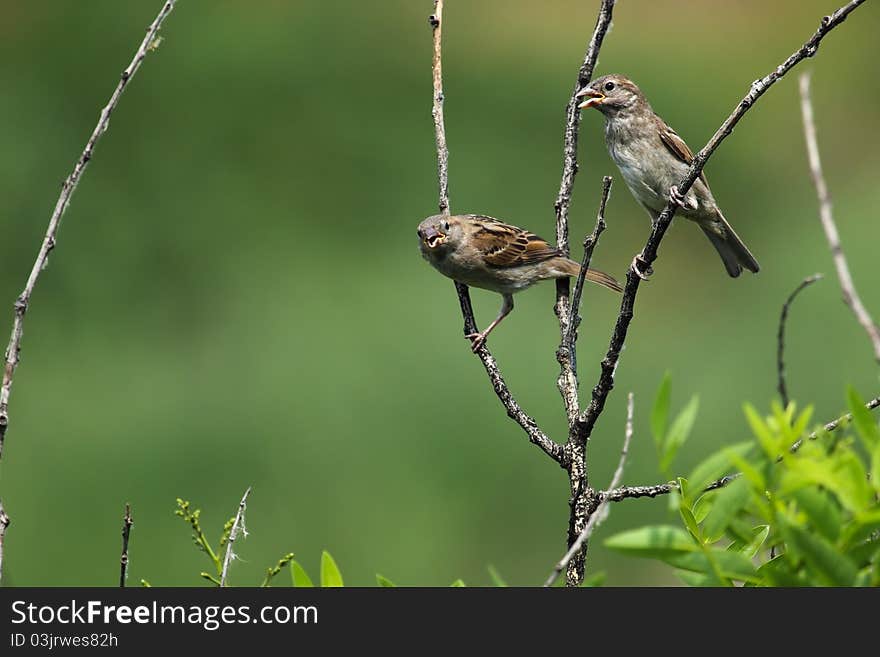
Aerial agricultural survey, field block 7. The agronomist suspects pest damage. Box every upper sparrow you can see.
[418,213,622,351]
[577,75,759,278]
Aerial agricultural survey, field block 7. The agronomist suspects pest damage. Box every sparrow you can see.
[576,75,760,278]
[417,213,622,351]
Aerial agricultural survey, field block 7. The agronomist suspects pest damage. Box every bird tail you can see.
[557,258,623,292]
[701,211,760,278]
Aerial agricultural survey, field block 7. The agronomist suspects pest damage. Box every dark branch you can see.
[603,395,880,502]
[0,0,177,585]
[119,503,133,588]
[575,0,866,439]
[799,70,880,363]
[777,274,822,407]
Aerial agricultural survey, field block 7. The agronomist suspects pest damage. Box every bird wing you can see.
[657,123,709,187]
[465,216,560,268]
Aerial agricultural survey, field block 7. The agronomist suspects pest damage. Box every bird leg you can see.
[466,293,513,352]
[630,253,653,281]
[668,185,687,209]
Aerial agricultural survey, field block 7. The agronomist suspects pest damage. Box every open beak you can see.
[421,226,445,249]
[576,87,605,110]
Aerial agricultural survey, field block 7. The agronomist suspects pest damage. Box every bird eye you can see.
[441,220,449,231]
[604,81,615,92]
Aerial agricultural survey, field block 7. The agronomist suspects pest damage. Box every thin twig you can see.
[427,2,564,464]
[119,503,133,588]
[777,274,823,407]
[799,71,880,363]
[220,487,252,587]
[576,0,866,443]
[0,0,177,585]
[544,392,633,587]
[566,176,613,357]
[602,395,880,502]
[554,0,617,424]
[0,500,9,582]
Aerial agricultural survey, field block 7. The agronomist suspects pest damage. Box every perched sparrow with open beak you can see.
[577,75,759,278]
[418,214,622,351]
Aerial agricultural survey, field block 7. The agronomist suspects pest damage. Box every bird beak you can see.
[576,87,604,109]
[421,226,445,249]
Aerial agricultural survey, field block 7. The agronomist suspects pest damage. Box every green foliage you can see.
[320,551,344,587]
[173,498,292,587]
[606,388,880,587]
[651,373,700,474]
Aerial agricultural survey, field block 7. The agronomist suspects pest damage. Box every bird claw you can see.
[630,254,653,280]
[668,185,686,209]
[465,331,487,352]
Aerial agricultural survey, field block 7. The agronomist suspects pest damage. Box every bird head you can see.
[417,214,463,257]
[576,75,645,117]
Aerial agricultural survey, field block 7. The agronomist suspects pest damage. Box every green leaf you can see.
[792,487,842,542]
[320,551,344,587]
[487,564,507,587]
[692,491,717,524]
[757,555,804,587]
[676,570,715,587]
[731,525,770,559]
[581,571,606,587]
[450,579,466,587]
[660,395,700,472]
[744,404,780,458]
[783,450,872,515]
[604,525,697,558]
[685,442,752,504]
[841,509,880,549]
[679,503,701,542]
[847,386,880,452]
[664,549,758,583]
[375,574,396,587]
[702,476,751,543]
[779,515,858,586]
[651,372,672,449]
[290,560,314,587]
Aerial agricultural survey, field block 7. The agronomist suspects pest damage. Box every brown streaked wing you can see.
[466,216,560,268]
[657,122,708,187]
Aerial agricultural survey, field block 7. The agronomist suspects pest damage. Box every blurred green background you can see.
[0,0,877,587]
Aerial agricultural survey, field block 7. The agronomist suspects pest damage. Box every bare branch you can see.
[220,487,252,587]
[554,0,617,423]
[0,0,177,586]
[430,0,450,215]
[544,392,633,587]
[603,395,880,502]
[777,274,823,407]
[799,71,880,363]
[576,0,866,440]
[119,503,133,588]
[428,2,564,464]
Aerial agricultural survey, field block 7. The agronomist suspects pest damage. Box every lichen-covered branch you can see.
[554,0,617,423]
[799,71,880,364]
[545,392,632,587]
